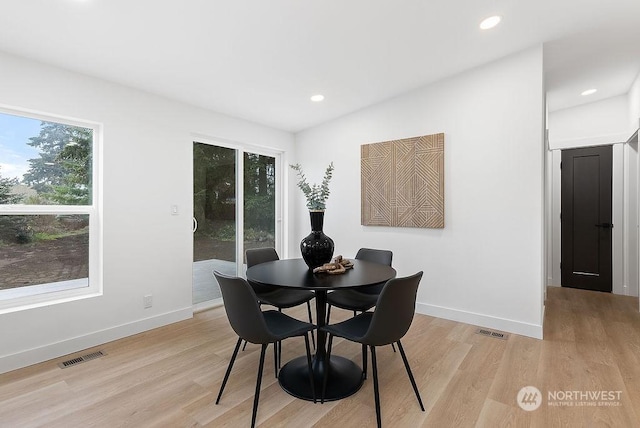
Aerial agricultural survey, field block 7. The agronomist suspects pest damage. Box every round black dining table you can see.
[245,258,396,402]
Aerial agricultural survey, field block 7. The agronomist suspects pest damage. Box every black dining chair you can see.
[246,247,316,352]
[326,248,393,322]
[321,271,425,428]
[326,248,394,352]
[213,271,316,428]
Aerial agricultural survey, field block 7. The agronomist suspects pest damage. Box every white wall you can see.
[629,72,640,130]
[624,142,639,296]
[628,72,640,298]
[548,95,630,150]
[613,144,627,295]
[549,150,562,286]
[0,51,295,373]
[292,47,545,338]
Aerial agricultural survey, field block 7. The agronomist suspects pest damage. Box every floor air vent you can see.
[475,328,509,340]
[58,350,107,369]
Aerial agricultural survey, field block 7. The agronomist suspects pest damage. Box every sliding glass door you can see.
[192,141,279,306]
[243,152,277,254]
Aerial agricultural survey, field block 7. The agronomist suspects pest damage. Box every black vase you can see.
[300,210,334,270]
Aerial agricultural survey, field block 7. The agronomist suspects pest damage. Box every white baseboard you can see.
[416,302,543,339]
[0,307,193,374]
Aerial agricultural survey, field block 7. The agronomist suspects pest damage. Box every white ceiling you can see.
[0,0,639,132]
[545,20,640,113]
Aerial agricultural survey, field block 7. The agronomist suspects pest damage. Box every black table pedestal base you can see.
[278,355,364,402]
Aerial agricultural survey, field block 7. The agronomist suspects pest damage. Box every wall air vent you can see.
[58,350,107,369]
[475,328,509,340]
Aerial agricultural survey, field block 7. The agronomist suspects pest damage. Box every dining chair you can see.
[213,271,316,428]
[326,248,392,320]
[321,271,425,428]
[326,248,394,352]
[246,247,316,353]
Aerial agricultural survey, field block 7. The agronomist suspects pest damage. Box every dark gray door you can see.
[561,145,613,292]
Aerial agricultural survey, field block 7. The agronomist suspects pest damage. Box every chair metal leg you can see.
[273,342,278,378]
[304,332,316,403]
[353,310,357,317]
[216,337,242,404]
[321,334,334,404]
[391,342,396,353]
[251,344,268,428]
[306,301,316,350]
[370,346,382,428]
[326,304,332,325]
[396,340,425,411]
[276,308,283,369]
[362,343,368,379]
[327,332,334,355]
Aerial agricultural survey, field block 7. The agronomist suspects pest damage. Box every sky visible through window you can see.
[0,112,41,181]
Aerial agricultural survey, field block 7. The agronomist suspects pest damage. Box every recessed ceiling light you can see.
[581,88,597,96]
[480,16,501,30]
[310,94,325,102]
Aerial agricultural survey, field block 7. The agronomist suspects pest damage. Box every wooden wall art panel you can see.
[361,133,444,228]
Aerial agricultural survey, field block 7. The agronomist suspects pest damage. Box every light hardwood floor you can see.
[1,286,639,427]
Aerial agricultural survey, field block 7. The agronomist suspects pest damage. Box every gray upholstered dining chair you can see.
[213,271,316,428]
[321,271,425,428]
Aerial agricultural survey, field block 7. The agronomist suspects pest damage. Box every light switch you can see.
[171,205,179,215]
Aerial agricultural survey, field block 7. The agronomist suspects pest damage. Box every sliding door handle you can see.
[595,223,612,229]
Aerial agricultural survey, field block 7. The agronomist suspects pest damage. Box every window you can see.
[0,108,100,312]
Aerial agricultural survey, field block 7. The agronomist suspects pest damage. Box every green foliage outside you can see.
[193,144,235,235]
[193,144,276,244]
[0,168,22,204]
[0,119,92,245]
[0,168,28,245]
[243,152,275,234]
[23,121,92,205]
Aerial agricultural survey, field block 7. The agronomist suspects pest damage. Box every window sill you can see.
[0,278,101,314]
